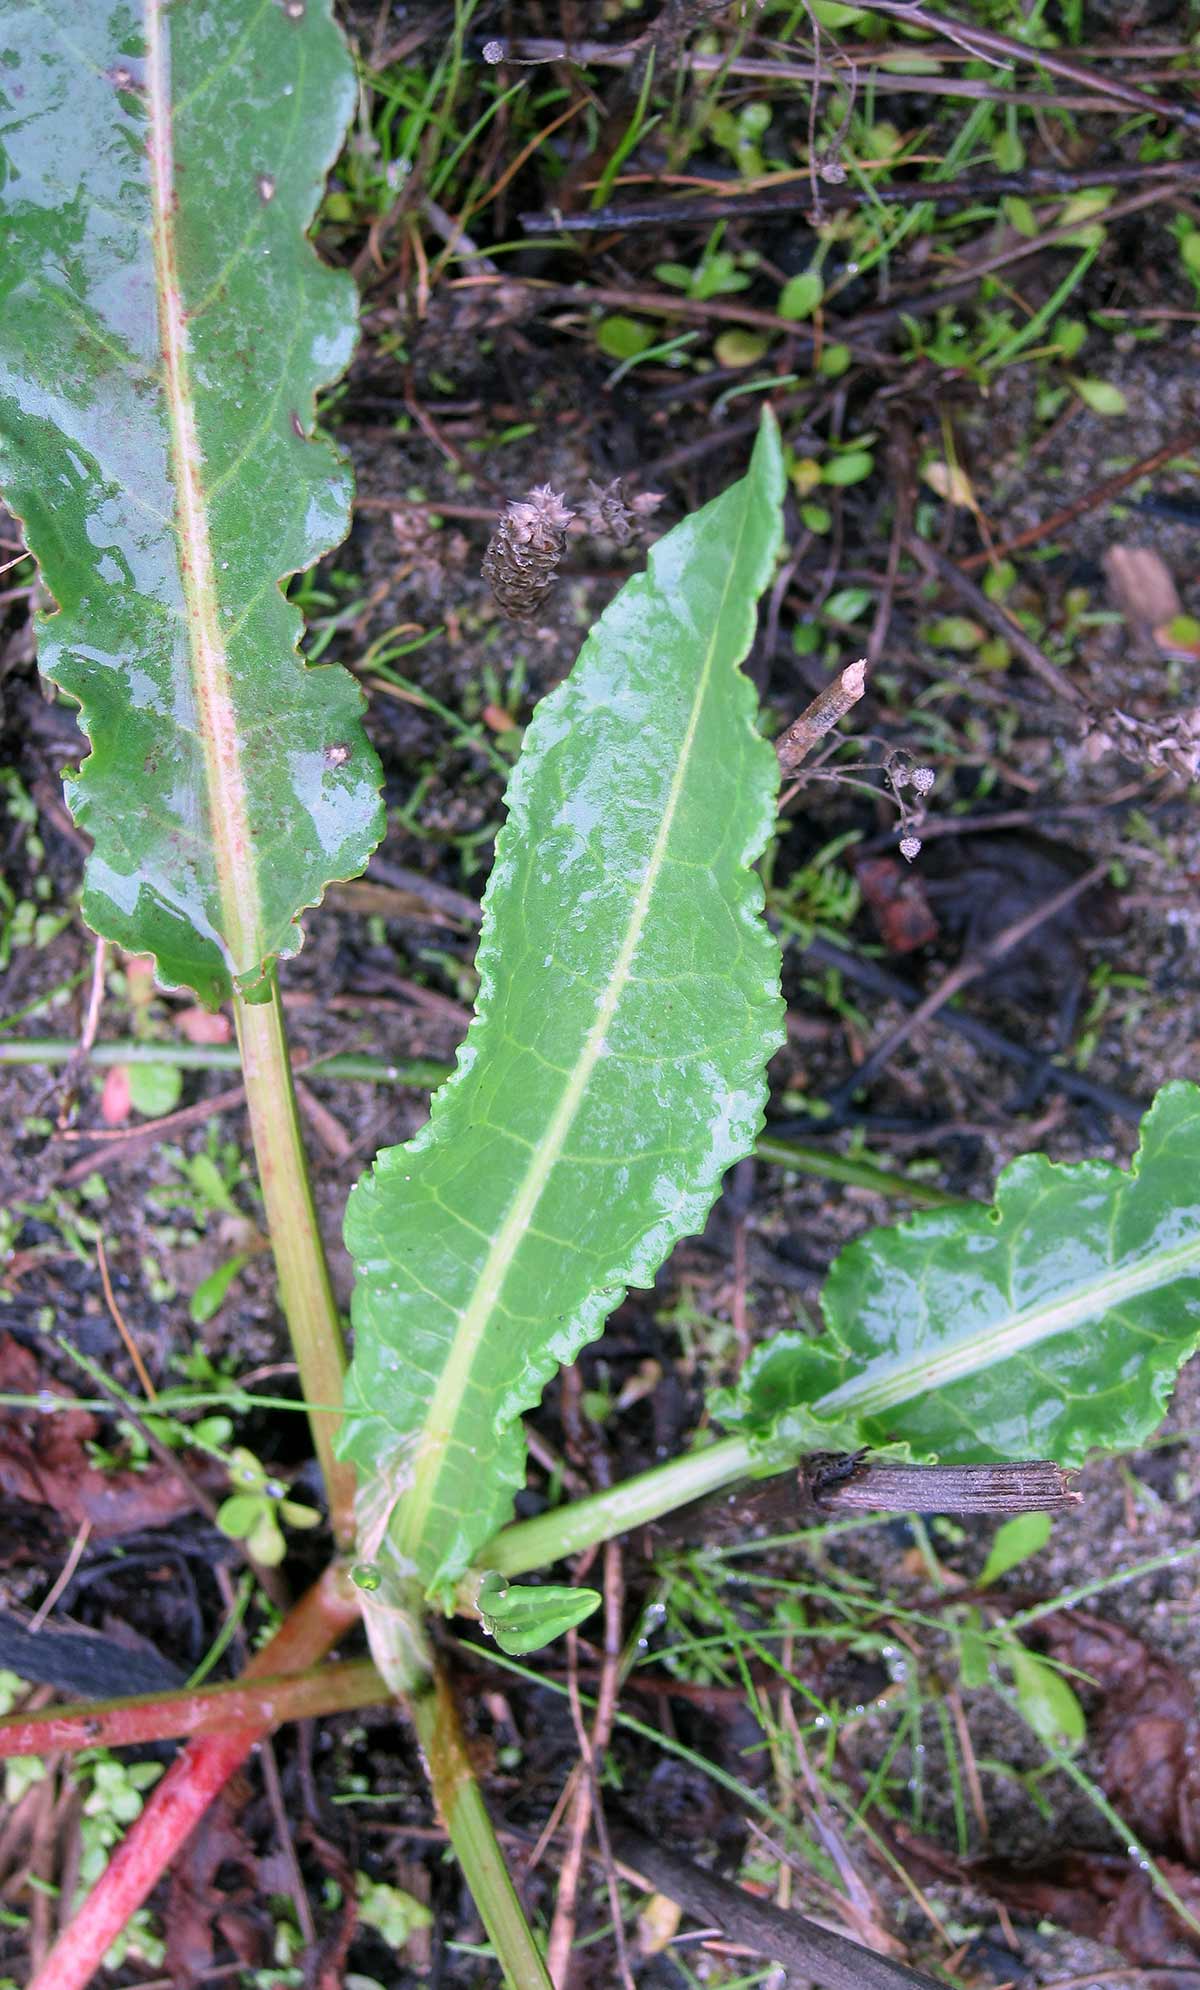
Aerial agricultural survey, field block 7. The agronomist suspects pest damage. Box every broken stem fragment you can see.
[775,658,867,772]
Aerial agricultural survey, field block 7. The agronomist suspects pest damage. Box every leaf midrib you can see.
[395,494,758,1567]
[816,1228,1200,1421]
[146,0,259,973]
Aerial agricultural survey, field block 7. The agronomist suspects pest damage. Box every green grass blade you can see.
[340,415,786,1596]
[0,0,382,1003]
[717,1082,1200,1467]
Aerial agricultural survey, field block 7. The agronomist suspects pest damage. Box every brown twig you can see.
[823,858,1109,1113]
[847,0,1200,129]
[608,1824,950,1990]
[804,1457,1080,1515]
[96,1235,157,1401]
[28,1519,94,1635]
[906,534,1093,715]
[792,933,1144,1126]
[520,159,1200,234]
[869,420,915,667]
[448,272,892,366]
[547,1542,633,1989]
[868,787,1148,845]
[496,35,1199,121]
[775,659,868,773]
[53,936,107,1131]
[959,428,1200,571]
[260,1734,317,1949]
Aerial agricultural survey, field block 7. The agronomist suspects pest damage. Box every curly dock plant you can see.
[4,6,1200,1986]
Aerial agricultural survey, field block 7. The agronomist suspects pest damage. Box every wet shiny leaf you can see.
[339,416,786,1596]
[716,1083,1200,1468]
[476,1575,601,1655]
[0,0,382,1003]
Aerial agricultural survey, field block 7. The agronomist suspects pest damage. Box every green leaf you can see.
[1007,1645,1086,1748]
[0,1,383,1006]
[714,1083,1200,1469]
[597,315,655,360]
[714,330,769,368]
[1069,377,1128,415]
[189,1251,250,1327]
[278,1498,322,1530]
[246,1505,286,1566]
[127,1062,183,1119]
[340,415,787,1597]
[822,450,874,487]
[978,1511,1052,1587]
[476,1574,602,1655]
[1002,196,1038,238]
[216,1493,261,1540]
[778,272,823,321]
[808,0,865,23]
[357,1875,433,1951]
[823,587,873,624]
[925,615,986,651]
[817,343,852,379]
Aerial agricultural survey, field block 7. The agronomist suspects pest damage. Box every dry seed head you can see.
[899,835,922,863]
[910,765,935,796]
[482,485,574,620]
[578,478,664,546]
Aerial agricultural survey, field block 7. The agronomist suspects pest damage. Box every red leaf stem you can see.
[27,1565,365,1990]
[0,1656,384,1760]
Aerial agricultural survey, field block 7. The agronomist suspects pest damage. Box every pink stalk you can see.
[0,1657,384,1760]
[28,1566,364,1990]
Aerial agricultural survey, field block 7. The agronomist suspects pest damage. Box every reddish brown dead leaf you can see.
[0,1334,206,1539]
[979,1849,1200,1980]
[165,1796,266,1988]
[854,855,938,953]
[482,702,517,733]
[1038,1610,1200,1861]
[300,1820,360,1990]
[1104,544,1181,659]
[99,1065,132,1126]
[175,1006,232,1045]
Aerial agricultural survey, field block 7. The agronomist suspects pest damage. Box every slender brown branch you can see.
[906,534,1093,714]
[847,0,1200,129]
[797,932,1145,1126]
[520,160,1200,235]
[824,858,1109,1111]
[448,272,892,366]
[959,428,1200,572]
[495,36,1199,122]
[609,1823,950,1990]
[776,659,868,773]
